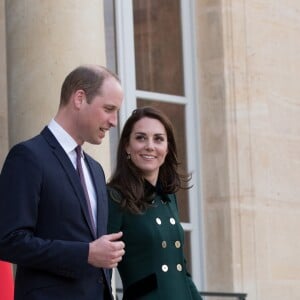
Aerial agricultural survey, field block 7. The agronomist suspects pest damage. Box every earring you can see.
[127,153,131,160]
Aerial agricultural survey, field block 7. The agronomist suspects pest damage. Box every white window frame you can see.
[114,0,205,290]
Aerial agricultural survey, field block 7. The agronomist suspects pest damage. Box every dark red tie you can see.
[75,145,96,235]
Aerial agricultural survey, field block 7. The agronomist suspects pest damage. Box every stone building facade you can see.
[1,1,299,299]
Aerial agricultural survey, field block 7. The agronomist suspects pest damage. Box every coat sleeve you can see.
[107,187,123,234]
[171,194,203,300]
[186,268,203,299]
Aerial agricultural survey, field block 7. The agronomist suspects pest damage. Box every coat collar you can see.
[144,180,171,203]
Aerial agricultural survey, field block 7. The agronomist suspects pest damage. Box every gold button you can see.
[175,241,181,248]
[177,264,182,272]
[162,264,168,272]
[170,218,176,225]
[162,241,167,248]
[156,217,162,225]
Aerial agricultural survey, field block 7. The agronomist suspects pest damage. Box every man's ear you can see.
[73,90,85,109]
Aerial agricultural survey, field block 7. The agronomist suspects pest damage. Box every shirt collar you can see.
[48,119,78,154]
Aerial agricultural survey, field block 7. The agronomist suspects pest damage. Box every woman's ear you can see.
[125,143,130,154]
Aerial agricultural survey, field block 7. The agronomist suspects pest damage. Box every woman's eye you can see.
[136,135,146,141]
[155,136,164,142]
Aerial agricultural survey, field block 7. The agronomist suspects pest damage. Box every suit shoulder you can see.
[6,133,45,160]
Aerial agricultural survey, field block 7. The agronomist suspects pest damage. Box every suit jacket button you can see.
[156,217,162,225]
[98,276,104,284]
[162,241,167,248]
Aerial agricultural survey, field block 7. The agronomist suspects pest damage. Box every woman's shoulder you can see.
[107,186,123,204]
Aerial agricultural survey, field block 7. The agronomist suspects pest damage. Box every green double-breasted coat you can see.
[107,187,202,300]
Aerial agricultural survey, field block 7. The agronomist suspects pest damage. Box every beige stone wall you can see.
[2,1,300,299]
[3,0,112,175]
[196,0,300,299]
[0,0,8,166]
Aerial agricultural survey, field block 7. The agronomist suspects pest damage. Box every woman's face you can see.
[126,117,168,185]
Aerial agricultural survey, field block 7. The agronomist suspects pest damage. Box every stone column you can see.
[0,0,8,167]
[5,0,112,173]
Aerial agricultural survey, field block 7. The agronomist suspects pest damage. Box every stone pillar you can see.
[196,0,300,299]
[0,0,8,167]
[5,0,112,174]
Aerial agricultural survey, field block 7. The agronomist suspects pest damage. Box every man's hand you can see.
[88,231,125,268]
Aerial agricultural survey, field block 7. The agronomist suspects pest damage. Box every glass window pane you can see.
[137,99,189,222]
[104,0,117,72]
[133,0,184,95]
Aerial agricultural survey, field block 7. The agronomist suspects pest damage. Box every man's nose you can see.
[109,112,118,128]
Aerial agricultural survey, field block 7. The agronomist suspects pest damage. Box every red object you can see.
[0,261,14,300]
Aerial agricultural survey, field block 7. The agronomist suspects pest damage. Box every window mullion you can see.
[136,90,187,104]
[115,0,137,127]
[180,0,205,290]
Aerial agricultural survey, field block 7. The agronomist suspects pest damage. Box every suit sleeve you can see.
[0,144,89,279]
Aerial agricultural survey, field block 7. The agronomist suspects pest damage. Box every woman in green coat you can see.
[107,107,202,300]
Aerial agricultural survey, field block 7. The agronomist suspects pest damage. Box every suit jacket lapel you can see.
[41,127,96,239]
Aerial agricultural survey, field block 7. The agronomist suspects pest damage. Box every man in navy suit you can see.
[0,65,125,299]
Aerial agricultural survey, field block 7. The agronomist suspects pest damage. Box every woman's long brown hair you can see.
[107,106,190,214]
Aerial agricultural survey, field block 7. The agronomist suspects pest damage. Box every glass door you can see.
[105,0,205,295]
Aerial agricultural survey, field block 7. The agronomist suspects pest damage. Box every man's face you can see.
[76,77,123,145]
